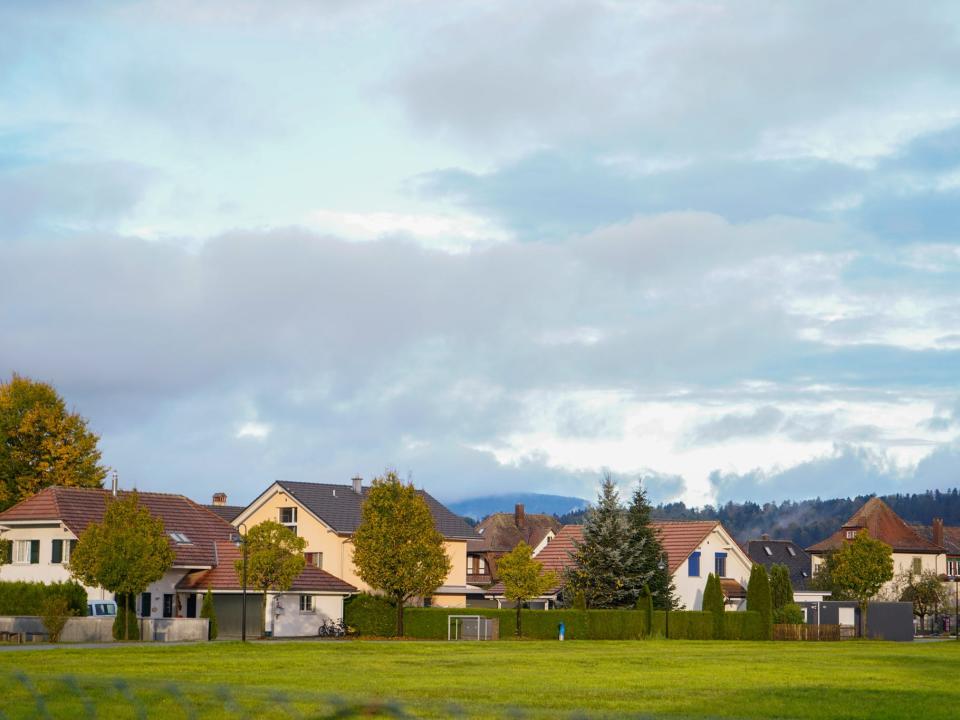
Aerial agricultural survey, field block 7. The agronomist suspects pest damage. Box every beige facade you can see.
[233,483,469,607]
[811,550,945,599]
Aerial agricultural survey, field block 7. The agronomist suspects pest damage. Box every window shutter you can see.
[689,551,700,576]
[30,540,40,564]
[51,539,63,564]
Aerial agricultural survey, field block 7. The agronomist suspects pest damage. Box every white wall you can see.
[268,592,345,637]
[671,526,752,611]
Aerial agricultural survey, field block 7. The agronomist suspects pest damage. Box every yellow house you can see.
[232,478,480,608]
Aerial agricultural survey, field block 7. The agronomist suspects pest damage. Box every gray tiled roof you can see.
[277,481,479,541]
[747,538,815,590]
[203,505,245,523]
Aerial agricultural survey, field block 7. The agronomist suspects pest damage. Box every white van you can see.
[87,600,118,617]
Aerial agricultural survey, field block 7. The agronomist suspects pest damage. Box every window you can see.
[280,507,297,535]
[13,540,39,565]
[763,546,773,556]
[163,594,174,618]
[688,551,701,577]
[948,559,960,576]
[912,557,922,575]
[801,571,809,578]
[714,552,727,578]
[305,552,323,569]
[168,532,191,544]
[479,558,487,574]
[51,539,64,564]
[299,595,314,613]
[140,592,151,618]
[845,530,857,539]
[786,546,796,557]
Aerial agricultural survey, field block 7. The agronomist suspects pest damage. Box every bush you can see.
[573,591,587,611]
[0,539,10,566]
[746,564,773,640]
[344,593,398,637]
[39,596,74,642]
[773,603,805,625]
[112,594,140,641]
[200,589,218,640]
[702,574,725,639]
[721,611,766,640]
[0,580,87,615]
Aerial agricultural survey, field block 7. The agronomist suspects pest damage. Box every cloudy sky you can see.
[3,1,959,508]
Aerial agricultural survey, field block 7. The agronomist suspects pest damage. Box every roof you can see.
[652,521,719,573]
[474,512,561,553]
[0,486,237,568]
[271,481,479,540]
[204,505,245,523]
[807,498,944,555]
[720,578,747,600]
[746,538,815,590]
[486,524,581,596]
[913,524,960,555]
[176,541,356,593]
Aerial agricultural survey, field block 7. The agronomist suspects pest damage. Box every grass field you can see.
[1,639,958,719]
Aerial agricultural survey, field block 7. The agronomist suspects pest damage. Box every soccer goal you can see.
[447,614,497,641]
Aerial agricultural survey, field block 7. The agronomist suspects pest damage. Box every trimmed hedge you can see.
[663,610,713,640]
[0,580,87,616]
[720,611,766,640]
[344,593,401,637]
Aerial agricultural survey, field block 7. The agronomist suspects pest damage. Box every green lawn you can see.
[1,639,957,719]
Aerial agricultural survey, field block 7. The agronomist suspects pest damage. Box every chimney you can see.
[352,476,363,495]
[761,533,770,541]
[934,518,944,547]
[111,471,118,497]
[212,492,227,506]
[515,503,525,528]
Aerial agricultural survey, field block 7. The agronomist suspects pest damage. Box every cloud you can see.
[690,406,785,444]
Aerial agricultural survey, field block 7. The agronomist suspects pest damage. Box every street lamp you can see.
[658,555,669,638]
[236,523,249,642]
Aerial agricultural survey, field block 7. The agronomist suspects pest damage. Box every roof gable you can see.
[652,520,719,573]
[474,512,561,552]
[807,498,944,555]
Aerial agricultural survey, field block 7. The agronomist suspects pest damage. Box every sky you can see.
[2,1,959,509]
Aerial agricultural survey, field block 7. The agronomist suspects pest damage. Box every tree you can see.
[898,570,947,633]
[702,572,725,639]
[236,520,306,637]
[770,564,794,611]
[565,475,643,608]
[0,374,107,511]
[497,541,558,637]
[830,532,894,637]
[351,471,451,637]
[808,551,853,600]
[637,584,654,637]
[746,564,772,639]
[39,596,74,643]
[69,491,174,640]
[200,588,218,640]
[626,478,678,610]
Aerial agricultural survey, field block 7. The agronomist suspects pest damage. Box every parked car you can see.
[87,600,118,617]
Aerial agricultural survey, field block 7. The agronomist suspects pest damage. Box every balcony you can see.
[467,573,492,586]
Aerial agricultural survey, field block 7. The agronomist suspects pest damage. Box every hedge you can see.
[720,611,766,640]
[0,580,87,616]
[662,611,714,640]
[344,593,402,637]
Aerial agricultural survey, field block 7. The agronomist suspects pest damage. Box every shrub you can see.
[702,573,725,639]
[746,564,773,640]
[721,611,766,640]
[0,539,10,566]
[344,593,398,637]
[770,564,794,610]
[638,585,654,637]
[112,594,140,641]
[773,603,805,625]
[0,580,87,616]
[40,596,74,642]
[573,591,587,611]
[200,589,218,640]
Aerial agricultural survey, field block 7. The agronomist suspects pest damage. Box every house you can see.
[231,477,481,607]
[204,492,245,524]
[469,504,560,586]
[0,486,237,619]
[807,497,946,597]
[746,535,830,608]
[176,540,355,637]
[486,520,753,611]
[913,519,960,577]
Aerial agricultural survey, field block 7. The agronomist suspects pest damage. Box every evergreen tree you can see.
[702,573,725,639]
[564,475,637,608]
[626,478,678,610]
[200,588,218,640]
[638,583,655,637]
[746,564,773,639]
[769,564,794,610]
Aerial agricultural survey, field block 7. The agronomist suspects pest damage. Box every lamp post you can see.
[237,522,249,642]
[659,555,669,638]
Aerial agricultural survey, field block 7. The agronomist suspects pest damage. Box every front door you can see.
[186,593,197,618]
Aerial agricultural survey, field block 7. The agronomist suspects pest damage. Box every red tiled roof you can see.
[652,521,719,573]
[720,578,747,600]
[912,524,960,555]
[176,541,356,593]
[533,524,583,574]
[0,486,237,568]
[807,498,944,554]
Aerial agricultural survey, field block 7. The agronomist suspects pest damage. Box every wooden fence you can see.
[773,623,843,641]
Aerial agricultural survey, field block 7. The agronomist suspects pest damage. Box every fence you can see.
[773,623,842,641]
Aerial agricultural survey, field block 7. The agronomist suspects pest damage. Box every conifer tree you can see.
[626,478,678,610]
[770,564,794,611]
[746,564,773,639]
[200,588,218,640]
[702,572,725,639]
[564,475,636,608]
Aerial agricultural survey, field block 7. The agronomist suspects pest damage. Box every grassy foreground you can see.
[1,639,957,719]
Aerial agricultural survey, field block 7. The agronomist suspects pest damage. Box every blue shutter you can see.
[689,551,701,576]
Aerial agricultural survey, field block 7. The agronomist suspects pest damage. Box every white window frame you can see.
[299,595,314,613]
[280,507,298,535]
[13,540,31,564]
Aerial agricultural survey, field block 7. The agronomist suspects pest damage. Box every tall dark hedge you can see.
[200,588,218,640]
[0,580,86,615]
[770,564,794,610]
[637,584,654,637]
[702,573,725,639]
[746,564,773,639]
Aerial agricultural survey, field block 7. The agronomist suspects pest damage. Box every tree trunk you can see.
[515,600,521,638]
[261,590,267,638]
[395,596,404,637]
[859,600,868,638]
[124,593,130,641]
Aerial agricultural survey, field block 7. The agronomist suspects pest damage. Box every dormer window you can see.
[845,530,856,539]
[169,532,191,544]
[763,546,773,556]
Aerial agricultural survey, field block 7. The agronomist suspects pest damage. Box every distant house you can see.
[746,535,830,606]
[807,497,946,597]
[231,478,481,608]
[486,520,753,611]
[913,520,960,577]
[468,504,560,588]
[203,492,245,524]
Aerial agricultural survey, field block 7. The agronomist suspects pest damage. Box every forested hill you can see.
[556,489,960,548]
